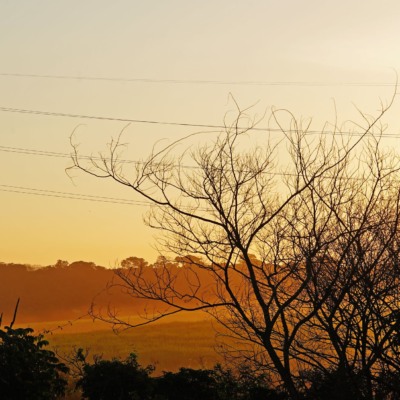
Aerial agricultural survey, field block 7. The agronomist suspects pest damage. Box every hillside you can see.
[0,261,143,325]
[0,258,218,328]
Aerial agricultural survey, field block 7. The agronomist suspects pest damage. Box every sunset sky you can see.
[1,0,400,267]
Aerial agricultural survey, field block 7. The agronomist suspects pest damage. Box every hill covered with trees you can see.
[0,258,155,324]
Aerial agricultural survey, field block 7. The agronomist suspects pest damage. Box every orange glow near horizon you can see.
[1,1,400,267]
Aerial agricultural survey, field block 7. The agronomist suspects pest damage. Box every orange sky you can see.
[1,1,400,267]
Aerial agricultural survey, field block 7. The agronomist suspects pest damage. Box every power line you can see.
[0,145,167,166]
[1,144,395,186]
[0,145,139,164]
[0,144,286,178]
[0,145,147,166]
[0,183,219,212]
[0,145,72,159]
[0,106,233,130]
[0,72,397,87]
[0,184,151,206]
[0,106,398,137]
[5,144,400,179]
[0,145,189,170]
[0,144,288,178]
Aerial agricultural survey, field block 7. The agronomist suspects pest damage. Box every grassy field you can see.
[45,315,224,373]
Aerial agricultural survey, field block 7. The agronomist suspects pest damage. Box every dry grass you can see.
[48,317,224,373]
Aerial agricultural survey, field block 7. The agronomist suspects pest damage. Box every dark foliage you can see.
[0,325,68,399]
[302,367,400,399]
[303,368,376,400]
[154,365,287,400]
[74,349,286,400]
[375,370,400,400]
[154,368,220,400]
[77,353,154,400]
[212,364,287,400]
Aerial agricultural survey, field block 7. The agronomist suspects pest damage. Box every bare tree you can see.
[70,96,399,399]
[285,132,400,397]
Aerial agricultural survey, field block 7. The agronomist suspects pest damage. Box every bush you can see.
[154,368,220,400]
[74,350,286,400]
[0,325,68,399]
[303,368,369,400]
[212,364,287,400]
[77,353,154,400]
[154,365,286,400]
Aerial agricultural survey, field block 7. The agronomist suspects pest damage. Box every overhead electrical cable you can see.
[0,184,222,211]
[0,145,181,166]
[0,184,151,206]
[0,106,397,137]
[0,72,396,87]
[0,145,73,159]
[0,106,235,130]
[0,145,141,163]
[0,145,396,184]
[1,144,397,178]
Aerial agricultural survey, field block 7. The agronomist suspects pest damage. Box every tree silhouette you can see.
[71,95,400,399]
[0,321,68,399]
[77,352,154,400]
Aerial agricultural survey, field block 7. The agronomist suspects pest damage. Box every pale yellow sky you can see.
[1,1,400,266]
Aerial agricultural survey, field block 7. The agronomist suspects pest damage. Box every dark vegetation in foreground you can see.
[0,315,69,399]
[1,322,400,399]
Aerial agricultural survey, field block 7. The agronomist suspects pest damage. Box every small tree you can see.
[0,324,68,399]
